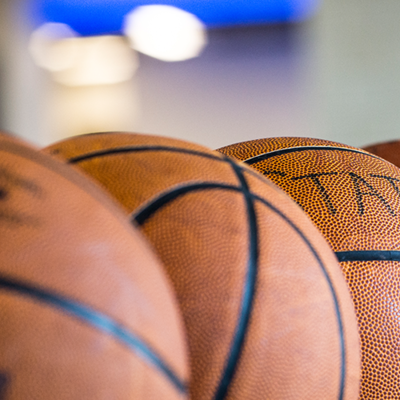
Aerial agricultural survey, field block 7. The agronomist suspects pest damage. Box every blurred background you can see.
[0,0,398,150]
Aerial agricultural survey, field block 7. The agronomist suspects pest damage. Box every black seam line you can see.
[243,146,384,165]
[133,182,238,226]
[64,142,282,208]
[0,275,187,395]
[132,181,345,400]
[213,160,259,400]
[249,193,347,400]
[336,251,400,262]
[67,145,223,164]
[64,143,279,198]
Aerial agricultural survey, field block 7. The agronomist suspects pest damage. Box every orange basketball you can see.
[44,132,361,400]
[0,132,188,399]
[363,139,400,168]
[218,136,400,399]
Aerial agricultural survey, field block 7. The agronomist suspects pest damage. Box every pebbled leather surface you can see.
[0,132,188,400]
[218,136,400,399]
[45,132,361,400]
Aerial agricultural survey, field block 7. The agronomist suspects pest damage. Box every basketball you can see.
[0,132,188,399]
[363,139,400,168]
[218,136,400,399]
[44,132,361,400]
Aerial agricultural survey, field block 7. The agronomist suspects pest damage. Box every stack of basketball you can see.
[42,132,360,400]
[5,128,399,399]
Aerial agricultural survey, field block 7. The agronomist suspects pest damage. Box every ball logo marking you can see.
[261,169,399,216]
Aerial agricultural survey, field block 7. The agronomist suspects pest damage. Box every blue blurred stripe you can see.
[33,0,321,36]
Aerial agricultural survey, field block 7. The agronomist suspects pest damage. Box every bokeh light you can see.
[29,23,78,72]
[29,24,138,86]
[123,5,207,62]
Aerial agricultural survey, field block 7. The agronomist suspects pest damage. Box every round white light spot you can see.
[30,25,138,86]
[123,5,207,62]
[29,23,78,72]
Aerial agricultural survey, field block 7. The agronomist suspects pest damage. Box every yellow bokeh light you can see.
[51,36,138,86]
[29,25,138,86]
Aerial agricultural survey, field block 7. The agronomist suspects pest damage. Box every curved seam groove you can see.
[212,160,259,400]
[251,192,346,400]
[243,146,384,165]
[0,275,187,395]
[133,182,239,226]
[67,146,223,164]
[131,179,346,400]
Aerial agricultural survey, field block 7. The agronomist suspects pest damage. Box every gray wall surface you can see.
[2,0,400,150]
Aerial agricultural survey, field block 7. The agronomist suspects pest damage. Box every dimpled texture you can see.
[363,140,400,169]
[218,136,400,399]
[0,132,188,400]
[44,132,361,400]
